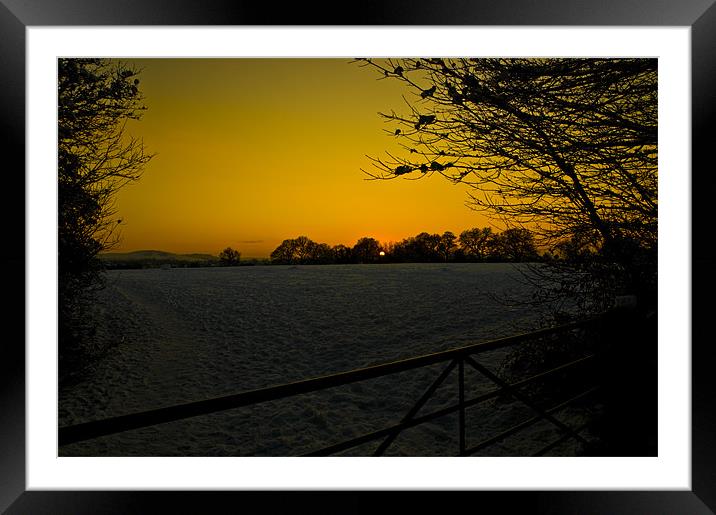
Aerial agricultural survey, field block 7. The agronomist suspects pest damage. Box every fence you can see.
[59,317,605,456]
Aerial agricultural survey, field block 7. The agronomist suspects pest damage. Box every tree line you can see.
[256,227,546,266]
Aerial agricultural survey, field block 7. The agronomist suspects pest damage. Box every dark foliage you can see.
[58,58,152,378]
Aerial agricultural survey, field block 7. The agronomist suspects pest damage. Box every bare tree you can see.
[459,227,493,261]
[436,231,457,262]
[59,59,153,267]
[270,238,299,264]
[269,236,326,264]
[489,228,540,262]
[294,235,317,264]
[59,58,153,374]
[352,237,382,263]
[218,247,241,266]
[357,58,657,305]
[332,244,353,264]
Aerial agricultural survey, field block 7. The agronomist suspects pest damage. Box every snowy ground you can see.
[59,263,598,456]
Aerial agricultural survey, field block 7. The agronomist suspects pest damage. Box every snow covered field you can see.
[59,263,595,456]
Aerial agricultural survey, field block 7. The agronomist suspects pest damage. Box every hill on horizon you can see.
[99,250,218,262]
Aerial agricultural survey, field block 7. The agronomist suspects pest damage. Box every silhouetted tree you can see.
[332,244,353,264]
[58,58,153,375]
[388,232,442,262]
[437,231,457,262]
[218,247,241,266]
[358,58,657,307]
[412,232,441,262]
[488,228,539,262]
[292,235,316,264]
[271,238,299,264]
[459,227,494,261]
[352,237,381,263]
[312,242,334,264]
[387,238,409,262]
[554,229,600,263]
[270,236,335,264]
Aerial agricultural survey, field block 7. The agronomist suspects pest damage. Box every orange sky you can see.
[114,58,491,258]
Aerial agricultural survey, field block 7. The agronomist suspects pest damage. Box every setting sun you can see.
[109,58,490,258]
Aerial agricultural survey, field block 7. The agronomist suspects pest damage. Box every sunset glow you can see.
[113,58,490,257]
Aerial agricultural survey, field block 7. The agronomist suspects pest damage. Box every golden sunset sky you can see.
[115,58,490,257]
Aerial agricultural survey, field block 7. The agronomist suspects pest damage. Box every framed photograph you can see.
[4,0,713,513]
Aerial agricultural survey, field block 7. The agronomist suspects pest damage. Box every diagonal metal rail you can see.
[463,355,591,447]
[59,317,601,452]
[373,359,458,456]
[462,386,600,456]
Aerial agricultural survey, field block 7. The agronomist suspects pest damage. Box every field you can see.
[59,263,593,456]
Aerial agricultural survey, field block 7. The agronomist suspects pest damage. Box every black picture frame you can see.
[2,1,713,513]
